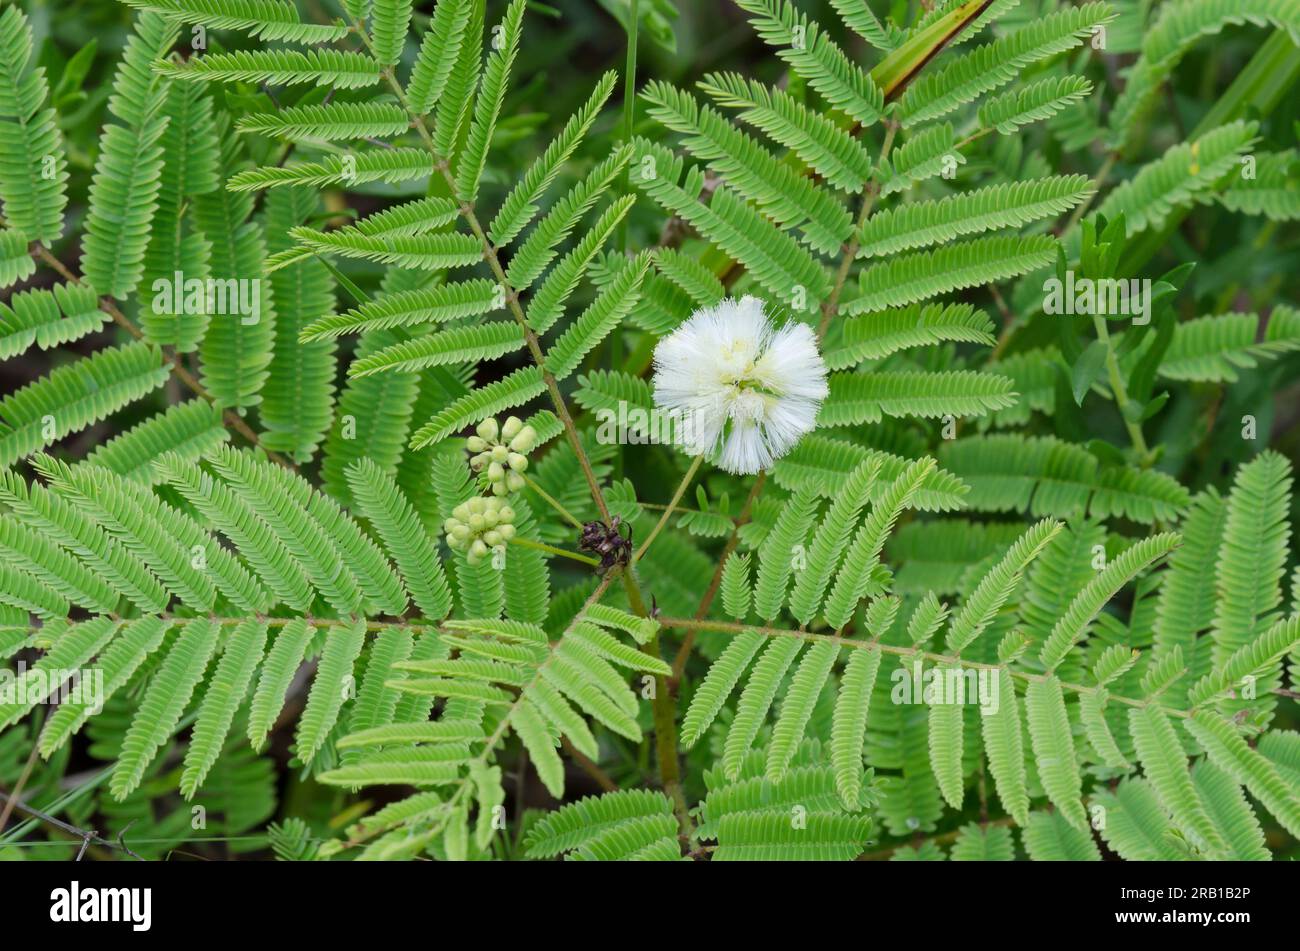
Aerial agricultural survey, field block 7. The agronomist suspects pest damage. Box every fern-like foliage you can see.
[0,0,1297,867]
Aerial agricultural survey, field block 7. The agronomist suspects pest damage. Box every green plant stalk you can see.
[1091,312,1152,461]
[342,14,672,831]
[617,0,639,256]
[342,574,620,855]
[633,454,703,563]
[509,535,599,566]
[816,121,898,340]
[870,0,996,99]
[620,567,691,836]
[660,616,1201,719]
[522,473,584,529]
[611,0,639,483]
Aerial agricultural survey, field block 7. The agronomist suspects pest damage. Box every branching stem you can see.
[658,615,1199,719]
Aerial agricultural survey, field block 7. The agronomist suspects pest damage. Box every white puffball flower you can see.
[651,296,829,475]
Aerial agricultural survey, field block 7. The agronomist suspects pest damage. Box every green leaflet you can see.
[295,618,367,765]
[346,458,452,621]
[980,667,1028,825]
[1024,676,1087,830]
[120,0,351,44]
[830,641,884,808]
[723,637,804,778]
[787,458,881,625]
[766,640,839,782]
[0,6,69,245]
[857,176,1094,258]
[720,551,754,620]
[680,630,766,748]
[928,661,966,808]
[822,458,935,630]
[112,617,222,799]
[752,488,821,621]
[1038,534,1180,671]
[851,236,1058,312]
[1130,704,1228,856]
[180,619,268,797]
[454,0,525,203]
[1187,709,1300,840]
[81,12,177,299]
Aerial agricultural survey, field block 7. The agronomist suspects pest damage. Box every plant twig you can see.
[670,470,766,681]
[509,535,599,567]
[1091,311,1153,462]
[368,53,616,529]
[620,568,691,835]
[0,792,143,860]
[816,120,898,341]
[560,737,618,792]
[27,243,294,469]
[659,615,1200,719]
[522,473,584,529]
[633,454,703,563]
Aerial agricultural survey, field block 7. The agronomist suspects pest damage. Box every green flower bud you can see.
[507,452,528,472]
[501,415,523,441]
[476,417,499,442]
[509,425,537,454]
[466,436,487,453]
[468,497,486,514]
[490,444,509,464]
[487,461,505,482]
[483,529,502,546]
[468,513,486,531]
[506,471,525,493]
[491,480,508,496]
[483,509,500,528]
[497,523,516,541]
[499,505,515,524]
[453,503,471,522]
[469,539,488,559]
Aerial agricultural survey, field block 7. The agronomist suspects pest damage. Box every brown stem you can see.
[559,737,618,792]
[29,244,293,468]
[816,120,898,341]
[0,791,142,860]
[660,615,1201,719]
[670,470,766,681]
[621,568,691,835]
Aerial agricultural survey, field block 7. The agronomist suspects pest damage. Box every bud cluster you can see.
[444,497,517,565]
[468,415,537,496]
